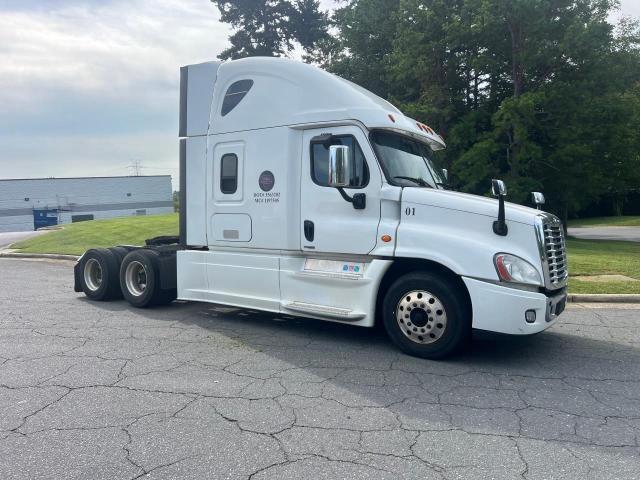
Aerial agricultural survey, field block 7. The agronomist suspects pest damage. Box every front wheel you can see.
[382,272,471,359]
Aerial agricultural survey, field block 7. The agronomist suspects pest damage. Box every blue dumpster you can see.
[33,208,59,230]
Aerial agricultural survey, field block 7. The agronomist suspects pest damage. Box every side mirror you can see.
[490,179,508,236]
[328,145,352,188]
[531,192,545,209]
[442,169,449,181]
[491,179,507,197]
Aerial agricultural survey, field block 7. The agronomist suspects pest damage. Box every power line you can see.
[129,160,143,176]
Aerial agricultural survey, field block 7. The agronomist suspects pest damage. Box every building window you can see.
[310,135,369,188]
[72,214,94,223]
[126,193,132,197]
[221,79,253,116]
[135,209,147,216]
[220,153,238,194]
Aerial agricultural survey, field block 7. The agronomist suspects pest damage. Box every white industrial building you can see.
[0,176,174,233]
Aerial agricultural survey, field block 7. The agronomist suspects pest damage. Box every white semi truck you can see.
[74,57,568,358]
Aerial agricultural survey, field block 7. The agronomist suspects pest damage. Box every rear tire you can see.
[105,247,130,299]
[120,250,175,308]
[108,246,130,266]
[382,272,470,359]
[78,248,121,301]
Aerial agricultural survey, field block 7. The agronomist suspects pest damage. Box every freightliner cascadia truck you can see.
[74,57,568,359]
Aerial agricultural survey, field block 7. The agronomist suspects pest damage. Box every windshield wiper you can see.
[394,176,431,188]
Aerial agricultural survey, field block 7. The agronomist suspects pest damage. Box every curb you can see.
[567,293,640,303]
[0,252,79,261]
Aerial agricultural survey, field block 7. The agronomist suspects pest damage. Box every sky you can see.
[0,0,638,189]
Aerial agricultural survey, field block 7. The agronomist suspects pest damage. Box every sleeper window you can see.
[311,136,369,188]
[221,79,253,116]
[220,153,238,194]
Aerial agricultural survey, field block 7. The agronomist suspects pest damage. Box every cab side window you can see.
[310,135,369,188]
[220,153,238,194]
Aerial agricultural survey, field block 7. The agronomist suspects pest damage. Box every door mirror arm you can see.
[337,187,366,210]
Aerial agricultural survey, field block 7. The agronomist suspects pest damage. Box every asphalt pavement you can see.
[0,231,44,249]
[568,226,640,242]
[1,258,640,479]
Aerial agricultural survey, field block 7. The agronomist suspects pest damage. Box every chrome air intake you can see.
[535,214,568,290]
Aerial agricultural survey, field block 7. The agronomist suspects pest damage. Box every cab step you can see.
[282,301,365,321]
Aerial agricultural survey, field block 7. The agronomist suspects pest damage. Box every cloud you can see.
[0,0,229,113]
[0,132,179,179]
[0,0,229,185]
[617,0,640,20]
[0,0,637,187]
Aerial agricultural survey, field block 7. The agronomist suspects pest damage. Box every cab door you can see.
[300,126,382,254]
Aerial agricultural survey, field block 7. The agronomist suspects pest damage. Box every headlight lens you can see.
[494,253,542,286]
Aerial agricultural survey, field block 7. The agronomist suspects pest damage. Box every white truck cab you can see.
[74,57,568,358]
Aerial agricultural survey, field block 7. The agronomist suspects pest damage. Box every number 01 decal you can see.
[405,207,416,216]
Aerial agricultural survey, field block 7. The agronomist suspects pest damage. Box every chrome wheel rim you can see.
[125,261,147,297]
[395,290,447,344]
[84,258,103,292]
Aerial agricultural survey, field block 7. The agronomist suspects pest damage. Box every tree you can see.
[212,0,328,59]
[173,190,179,212]
[313,0,402,97]
[325,0,640,219]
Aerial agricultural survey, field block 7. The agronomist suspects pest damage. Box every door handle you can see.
[304,220,314,242]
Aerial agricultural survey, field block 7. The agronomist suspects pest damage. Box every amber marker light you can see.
[381,235,392,242]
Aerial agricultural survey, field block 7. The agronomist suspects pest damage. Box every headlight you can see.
[494,253,542,286]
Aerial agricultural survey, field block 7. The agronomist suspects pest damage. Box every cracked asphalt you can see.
[1,258,640,479]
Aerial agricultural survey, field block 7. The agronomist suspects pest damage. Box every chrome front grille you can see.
[536,215,568,289]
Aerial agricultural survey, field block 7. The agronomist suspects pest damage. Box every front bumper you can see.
[462,276,566,335]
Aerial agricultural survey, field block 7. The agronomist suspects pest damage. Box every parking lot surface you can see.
[1,258,640,479]
[0,231,45,250]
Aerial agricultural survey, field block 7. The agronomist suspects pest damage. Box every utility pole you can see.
[129,160,143,176]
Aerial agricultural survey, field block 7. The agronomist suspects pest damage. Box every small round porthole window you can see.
[221,79,254,116]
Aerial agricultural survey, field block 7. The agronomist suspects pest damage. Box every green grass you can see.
[568,216,640,227]
[10,213,640,294]
[568,279,640,294]
[11,214,178,255]
[566,238,640,278]
[566,237,640,294]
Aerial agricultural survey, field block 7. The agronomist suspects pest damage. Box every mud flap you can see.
[73,262,82,292]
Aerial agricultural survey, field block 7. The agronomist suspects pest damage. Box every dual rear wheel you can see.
[119,250,176,307]
[78,248,176,307]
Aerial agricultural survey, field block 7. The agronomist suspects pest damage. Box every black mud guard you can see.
[156,253,177,290]
[73,260,83,292]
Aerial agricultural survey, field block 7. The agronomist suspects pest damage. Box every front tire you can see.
[382,272,470,359]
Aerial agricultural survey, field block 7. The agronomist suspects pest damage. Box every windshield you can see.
[371,130,446,188]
